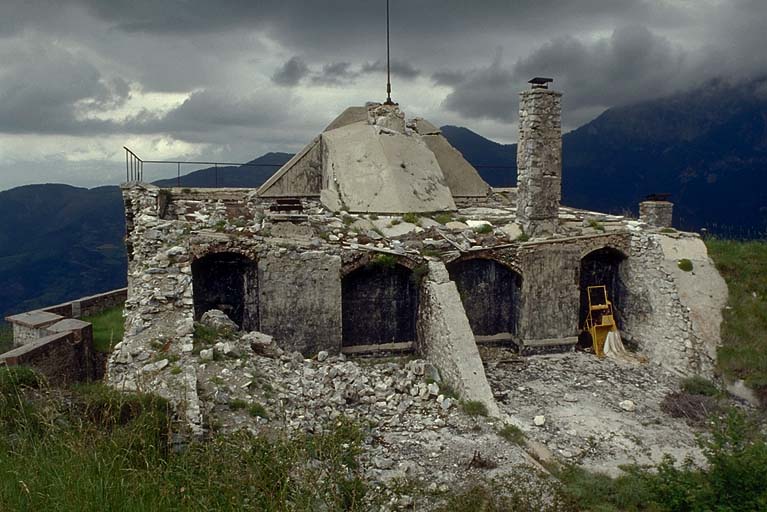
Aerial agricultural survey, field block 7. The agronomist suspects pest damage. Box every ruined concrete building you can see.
[108,81,728,429]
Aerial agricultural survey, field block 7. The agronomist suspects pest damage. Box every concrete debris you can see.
[200,309,239,332]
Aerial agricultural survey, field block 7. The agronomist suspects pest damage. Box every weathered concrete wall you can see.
[259,250,342,355]
[516,87,562,236]
[258,138,322,198]
[639,201,673,228]
[416,261,500,417]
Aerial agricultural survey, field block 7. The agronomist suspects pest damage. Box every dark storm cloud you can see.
[361,60,421,80]
[431,70,467,87]
[312,62,359,86]
[0,41,131,134]
[442,26,689,124]
[272,56,310,86]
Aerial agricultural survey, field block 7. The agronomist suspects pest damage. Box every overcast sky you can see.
[1,0,766,190]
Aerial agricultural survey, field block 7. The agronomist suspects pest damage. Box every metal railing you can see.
[123,147,518,188]
[124,147,288,187]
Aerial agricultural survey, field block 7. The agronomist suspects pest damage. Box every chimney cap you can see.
[645,193,671,202]
[528,77,554,88]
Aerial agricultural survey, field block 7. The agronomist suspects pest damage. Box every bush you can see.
[677,258,693,272]
[461,400,488,417]
[680,376,719,397]
[498,424,526,445]
[402,212,420,224]
[474,223,493,234]
[368,253,397,269]
[559,410,767,512]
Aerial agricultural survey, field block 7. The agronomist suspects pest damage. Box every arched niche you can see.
[341,262,418,346]
[446,258,522,340]
[191,252,258,331]
[579,247,628,331]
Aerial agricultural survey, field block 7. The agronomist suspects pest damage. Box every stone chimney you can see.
[516,77,562,236]
[639,198,673,228]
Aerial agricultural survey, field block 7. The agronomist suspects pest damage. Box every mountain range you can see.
[1,78,765,318]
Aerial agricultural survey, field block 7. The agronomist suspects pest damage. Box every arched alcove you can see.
[447,258,522,340]
[192,252,258,330]
[341,263,418,346]
[579,247,627,331]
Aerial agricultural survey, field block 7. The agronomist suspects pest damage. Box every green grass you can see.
[474,223,493,234]
[432,212,453,225]
[0,322,13,354]
[0,373,368,511]
[460,400,488,417]
[557,410,767,512]
[588,219,606,232]
[402,212,420,224]
[498,424,526,445]
[680,376,719,397]
[83,306,124,353]
[677,258,693,272]
[706,239,767,396]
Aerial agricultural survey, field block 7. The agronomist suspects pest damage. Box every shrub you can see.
[461,400,488,417]
[681,376,719,397]
[368,253,397,269]
[498,424,526,445]
[432,212,453,225]
[677,258,693,272]
[248,403,268,419]
[588,219,606,232]
[474,224,493,234]
[402,212,420,224]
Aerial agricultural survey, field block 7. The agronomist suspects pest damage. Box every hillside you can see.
[0,184,126,317]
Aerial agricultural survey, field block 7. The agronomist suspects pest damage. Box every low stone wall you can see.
[2,288,124,382]
[40,288,127,319]
[416,261,500,417]
[1,332,79,385]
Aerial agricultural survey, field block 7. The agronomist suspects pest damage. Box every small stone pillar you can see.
[516,80,562,236]
[639,200,673,228]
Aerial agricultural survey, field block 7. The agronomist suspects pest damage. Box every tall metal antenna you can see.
[384,0,395,105]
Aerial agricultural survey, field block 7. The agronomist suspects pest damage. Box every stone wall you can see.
[1,332,79,385]
[416,261,500,416]
[259,250,342,355]
[621,232,727,377]
[40,288,128,319]
[516,87,562,236]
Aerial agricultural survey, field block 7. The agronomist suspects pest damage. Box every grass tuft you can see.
[677,258,694,272]
[461,400,488,417]
[681,376,719,397]
[498,424,526,445]
[474,223,493,234]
